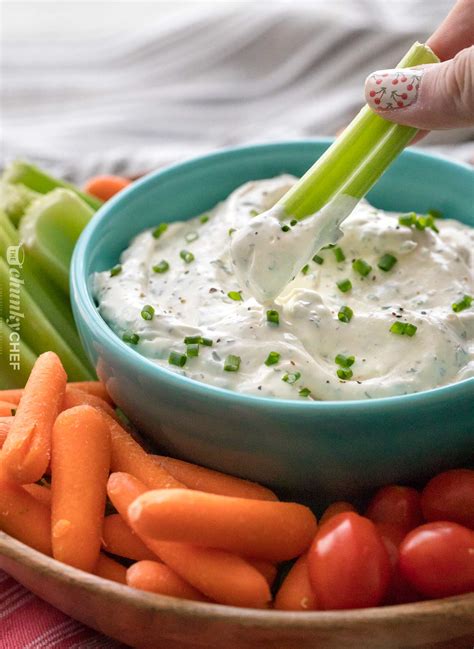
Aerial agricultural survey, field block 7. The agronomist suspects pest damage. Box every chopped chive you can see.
[186,343,199,357]
[337,367,353,380]
[227,291,242,301]
[452,295,473,313]
[299,387,311,397]
[312,254,324,265]
[378,253,398,272]
[122,331,139,345]
[185,231,199,243]
[282,371,301,384]
[335,354,355,368]
[152,223,168,239]
[333,247,346,262]
[184,335,213,346]
[399,212,438,233]
[322,244,336,250]
[141,304,155,321]
[266,309,280,325]
[199,214,210,224]
[290,219,298,226]
[301,264,310,275]
[228,228,236,236]
[337,278,352,293]
[110,264,122,277]
[353,258,372,277]
[390,322,405,335]
[281,225,291,232]
[398,212,417,227]
[224,354,241,372]
[338,306,353,323]
[390,321,417,336]
[416,214,439,233]
[264,351,280,366]
[180,250,195,264]
[168,350,187,367]
[184,335,201,344]
[152,260,169,273]
[428,208,443,219]
[250,209,259,217]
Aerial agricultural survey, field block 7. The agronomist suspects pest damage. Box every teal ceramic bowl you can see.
[71,140,474,499]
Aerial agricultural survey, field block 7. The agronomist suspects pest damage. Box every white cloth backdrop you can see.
[1,0,473,183]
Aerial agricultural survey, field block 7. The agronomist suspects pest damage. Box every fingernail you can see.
[365,68,422,110]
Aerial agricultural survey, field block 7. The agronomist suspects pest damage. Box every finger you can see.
[364,47,474,130]
[427,0,474,61]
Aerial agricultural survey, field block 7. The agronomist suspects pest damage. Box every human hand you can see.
[364,0,474,130]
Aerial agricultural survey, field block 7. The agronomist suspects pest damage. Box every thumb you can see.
[364,46,474,130]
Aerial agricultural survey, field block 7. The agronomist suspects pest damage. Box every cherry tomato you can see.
[319,501,357,526]
[375,522,406,567]
[399,522,474,598]
[308,512,391,610]
[365,485,423,533]
[376,523,422,605]
[421,469,474,529]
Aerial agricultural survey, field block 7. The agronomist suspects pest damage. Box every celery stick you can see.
[0,181,40,226]
[3,160,103,211]
[0,211,92,370]
[20,189,94,294]
[0,320,37,388]
[281,42,439,219]
[0,257,93,380]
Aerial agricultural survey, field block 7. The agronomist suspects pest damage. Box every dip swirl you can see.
[94,176,474,400]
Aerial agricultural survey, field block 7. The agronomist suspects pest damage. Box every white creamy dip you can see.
[94,176,474,401]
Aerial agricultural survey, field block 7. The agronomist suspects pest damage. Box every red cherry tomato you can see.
[376,523,422,605]
[421,469,474,529]
[365,485,423,533]
[399,522,474,598]
[375,522,406,567]
[319,501,357,526]
[308,512,391,610]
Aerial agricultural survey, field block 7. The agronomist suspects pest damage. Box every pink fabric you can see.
[0,571,127,648]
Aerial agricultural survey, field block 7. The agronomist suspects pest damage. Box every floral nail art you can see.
[365,68,422,110]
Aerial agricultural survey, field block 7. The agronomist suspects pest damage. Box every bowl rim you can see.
[71,138,474,412]
[2,531,473,628]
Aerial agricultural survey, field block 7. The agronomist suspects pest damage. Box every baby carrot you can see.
[319,501,357,526]
[102,413,184,490]
[107,473,271,608]
[84,175,131,202]
[0,478,51,554]
[0,389,23,405]
[102,514,157,561]
[68,381,113,405]
[62,388,118,420]
[95,553,127,584]
[0,401,17,417]
[0,419,12,448]
[153,455,278,501]
[51,406,111,572]
[126,561,208,602]
[0,383,113,407]
[247,559,278,587]
[2,352,67,484]
[129,489,317,562]
[23,483,52,506]
[274,554,318,611]
[154,542,272,609]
